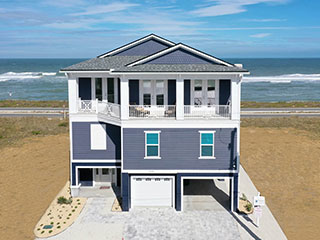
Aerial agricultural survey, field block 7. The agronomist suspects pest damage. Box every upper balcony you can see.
[70,77,240,123]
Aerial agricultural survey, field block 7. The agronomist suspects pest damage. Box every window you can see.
[194,80,202,105]
[95,78,102,101]
[107,78,115,103]
[102,168,109,175]
[207,80,215,105]
[143,94,151,105]
[199,131,215,158]
[90,124,107,150]
[156,94,164,105]
[145,131,160,158]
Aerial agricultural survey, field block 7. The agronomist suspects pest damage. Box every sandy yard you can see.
[0,133,69,240]
[241,127,320,240]
[0,118,319,240]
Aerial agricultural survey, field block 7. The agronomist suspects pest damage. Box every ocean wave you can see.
[0,71,57,82]
[243,73,320,83]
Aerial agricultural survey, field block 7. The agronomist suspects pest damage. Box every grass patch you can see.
[0,100,68,108]
[241,117,320,137]
[0,117,69,149]
[241,101,320,108]
[58,122,68,127]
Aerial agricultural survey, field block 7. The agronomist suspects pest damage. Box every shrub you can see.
[49,230,52,233]
[41,231,44,234]
[50,222,54,225]
[58,122,67,127]
[245,202,253,212]
[57,196,67,204]
[57,196,72,204]
[32,130,41,135]
[240,193,247,201]
[57,226,61,229]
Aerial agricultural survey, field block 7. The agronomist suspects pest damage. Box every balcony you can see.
[77,100,231,121]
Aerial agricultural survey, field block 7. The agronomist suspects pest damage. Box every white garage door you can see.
[131,176,174,207]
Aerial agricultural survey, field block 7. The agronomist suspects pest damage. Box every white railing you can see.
[129,105,176,118]
[98,101,121,119]
[78,99,120,119]
[184,105,231,119]
[78,99,98,113]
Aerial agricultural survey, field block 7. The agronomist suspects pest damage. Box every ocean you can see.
[0,58,320,102]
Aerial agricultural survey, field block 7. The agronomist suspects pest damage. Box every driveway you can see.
[43,196,241,240]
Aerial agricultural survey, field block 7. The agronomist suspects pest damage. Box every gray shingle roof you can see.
[61,56,144,71]
[61,56,248,73]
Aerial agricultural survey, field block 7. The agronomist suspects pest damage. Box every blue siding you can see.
[78,78,91,100]
[123,128,237,170]
[72,122,121,160]
[71,162,121,186]
[146,49,216,64]
[168,80,176,105]
[184,80,191,105]
[122,173,130,211]
[129,80,139,105]
[114,39,169,56]
[219,80,231,105]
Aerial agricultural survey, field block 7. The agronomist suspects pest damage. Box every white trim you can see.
[144,131,161,158]
[181,176,232,211]
[130,175,175,209]
[127,43,234,67]
[98,34,175,58]
[122,169,238,174]
[199,131,215,158]
[75,165,120,187]
[61,71,249,76]
[72,159,121,163]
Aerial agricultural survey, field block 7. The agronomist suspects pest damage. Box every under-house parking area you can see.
[182,178,231,211]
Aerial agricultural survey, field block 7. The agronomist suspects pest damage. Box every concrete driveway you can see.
[43,196,241,240]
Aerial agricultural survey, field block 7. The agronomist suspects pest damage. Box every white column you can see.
[231,76,241,120]
[68,74,78,113]
[120,76,129,120]
[176,75,184,120]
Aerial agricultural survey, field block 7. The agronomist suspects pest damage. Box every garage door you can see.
[131,176,174,207]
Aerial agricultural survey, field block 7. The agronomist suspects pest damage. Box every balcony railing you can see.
[77,100,230,120]
[184,105,231,119]
[129,105,176,119]
[78,99,120,119]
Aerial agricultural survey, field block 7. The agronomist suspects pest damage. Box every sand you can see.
[0,134,69,240]
[0,128,319,240]
[241,127,320,240]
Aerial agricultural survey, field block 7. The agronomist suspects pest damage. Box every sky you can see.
[0,0,320,58]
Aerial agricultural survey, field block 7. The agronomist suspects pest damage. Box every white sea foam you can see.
[0,71,57,82]
[243,73,320,83]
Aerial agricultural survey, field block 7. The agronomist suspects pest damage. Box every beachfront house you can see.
[60,34,249,211]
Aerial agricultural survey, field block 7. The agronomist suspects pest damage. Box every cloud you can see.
[70,2,139,16]
[244,18,287,22]
[191,0,288,17]
[250,33,271,38]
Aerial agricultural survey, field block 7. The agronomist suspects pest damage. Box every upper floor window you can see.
[199,131,215,159]
[145,131,160,158]
[207,80,215,105]
[95,78,102,101]
[194,80,202,105]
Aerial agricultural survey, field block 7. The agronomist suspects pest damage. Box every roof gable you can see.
[98,34,175,58]
[127,43,234,67]
[114,39,169,56]
[145,49,214,64]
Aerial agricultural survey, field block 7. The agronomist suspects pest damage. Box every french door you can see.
[141,80,166,106]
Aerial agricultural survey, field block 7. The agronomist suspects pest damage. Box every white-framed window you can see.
[199,131,215,159]
[90,123,107,150]
[144,131,161,159]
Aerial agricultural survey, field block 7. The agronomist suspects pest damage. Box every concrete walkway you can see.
[234,166,287,240]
